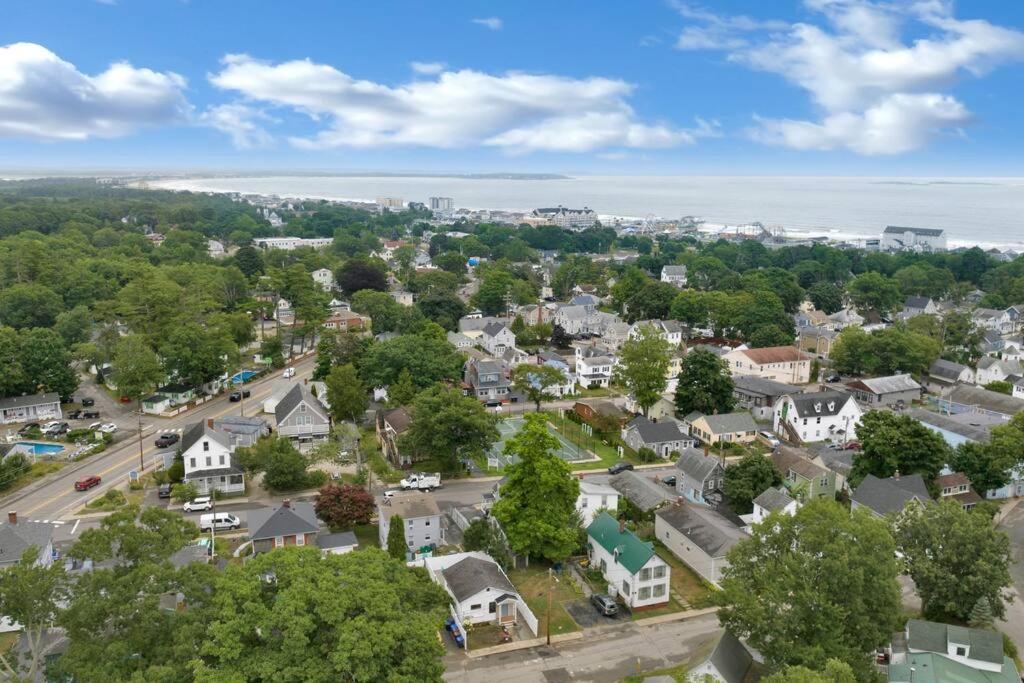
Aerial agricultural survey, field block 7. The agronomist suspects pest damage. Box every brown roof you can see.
[771,447,828,481]
[381,407,412,434]
[935,472,970,488]
[738,346,809,365]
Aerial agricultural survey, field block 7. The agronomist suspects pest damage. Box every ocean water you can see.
[150,175,1024,250]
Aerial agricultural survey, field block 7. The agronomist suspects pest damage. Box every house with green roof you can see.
[888,619,1020,682]
[586,512,670,609]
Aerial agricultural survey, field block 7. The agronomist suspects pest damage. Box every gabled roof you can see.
[482,322,510,337]
[180,421,231,454]
[929,358,969,380]
[655,503,747,558]
[731,375,801,397]
[274,384,328,424]
[884,225,945,237]
[771,447,828,481]
[907,619,1003,665]
[0,521,54,565]
[675,447,724,483]
[625,416,686,445]
[848,374,922,395]
[0,392,60,411]
[734,346,808,365]
[978,356,1023,374]
[947,385,1024,416]
[608,470,674,511]
[701,631,754,683]
[381,407,412,434]
[378,492,441,522]
[441,556,517,602]
[904,296,933,309]
[694,411,758,435]
[851,474,931,516]
[315,531,358,550]
[586,512,657,575]
[247,502,319,541]
[662,265,687,276]
[753,486,796,513]
[784,391,853,418]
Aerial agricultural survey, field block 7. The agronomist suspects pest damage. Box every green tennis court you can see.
[488,416,590,467]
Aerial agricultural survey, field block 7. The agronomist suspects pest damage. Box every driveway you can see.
[563,599,629,628]
[997,502,1024,651]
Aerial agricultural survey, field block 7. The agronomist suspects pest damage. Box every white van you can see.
[198,513,241,532]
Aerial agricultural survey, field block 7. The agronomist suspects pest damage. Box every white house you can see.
[773,391,863,444]
[751,487,799,525]
[660,265,688,287]
[575,347,615,389]
[181,420,245,496]
[390,290,414,307]
[480,322,516,357]
[311,268,335,291]
[576,480,620,527]
[723,346,812,384]
[628,320,683,347]
[889,619,1019,682]
[424,552,533,631]
[0,392,62,425]
[0,512,55,633]
[976,356,1023,385]
[378,492,443,557]
[881,226,947,252]
[655,502,746,587]
[586,512,670,610]
[446,331,474,350]
[972,308,1014,334]
[274,384,331,441]
[207,239,226,258]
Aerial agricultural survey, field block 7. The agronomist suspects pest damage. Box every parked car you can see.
[183,496,213,512]
[661,474,677,487]
[229,390,251,402]
[399,472,441,491]
[18,423,40,436]
[842,441,861,451]
[81,410,100,419]
[43,422,70,436]
[74,475,102,491]
[155,433,180,448]
[96,423,118,434]
[198,513,240,531]
[591,593,619,616]
[824,373,841,383]
[283,367,295,378]
[87,422,103,431]
[758,431,781,449]
[157,483,172,499]
[66,409,83,420]
[607,462,634,475]
[80,397,95,407]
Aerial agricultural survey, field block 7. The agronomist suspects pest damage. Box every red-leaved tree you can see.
[314,483,375,530]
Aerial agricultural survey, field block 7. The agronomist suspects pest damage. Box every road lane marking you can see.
[70,519,80,535]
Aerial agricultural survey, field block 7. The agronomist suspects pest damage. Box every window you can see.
[203,441,209,451]
[820,475,829,487]
[640,568,651,581]
[580,497,588,509]
[652,584,666,598]
[205,457,211,467]
[600,559,607,573]
[299,404,306,413]
[189,458,196,468]
[296,534,305,546]
[955,646,967,657]
[274,536,283,548]
[816,417,821,424]
[219,455,225,466]
[425,520,431,526]
[425,535,431,541]
[638,586,651,600]
[622,580,631,595]
[470,604,482,611]
[652,565,666,579]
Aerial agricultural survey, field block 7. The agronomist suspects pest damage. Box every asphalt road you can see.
[996,502,1024,651]
[0,355,317,523]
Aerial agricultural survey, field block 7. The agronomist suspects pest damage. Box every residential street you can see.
[0,355,317,523]
[443,614,721,683]
[997,501,1024,651]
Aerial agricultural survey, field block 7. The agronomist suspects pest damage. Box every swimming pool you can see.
[15,441,65,456]
[230,370,259,384]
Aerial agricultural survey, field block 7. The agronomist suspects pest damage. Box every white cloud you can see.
[209,54,697,153]
[0,42,189,141]
[410,61,445,75]
[675,0,1024,154]
[200,104,274,149]
[471,17,503,31]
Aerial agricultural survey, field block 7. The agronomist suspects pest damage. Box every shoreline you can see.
[143,176,1024,252]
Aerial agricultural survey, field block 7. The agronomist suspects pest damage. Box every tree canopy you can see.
[674,349,735,416]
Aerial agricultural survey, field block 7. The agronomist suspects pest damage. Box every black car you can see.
[18,423,40,436]
[157,483,172,499]
[661,474,677,487]
[229,390,251,402]
[82,410,100,419]
[80,397,95,407]
[590,593,619,616]
[825,373,841,383]
[155,433,180,448]
[608,462,634,475]
[66,409,83,420]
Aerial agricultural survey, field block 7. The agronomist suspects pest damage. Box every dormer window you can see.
[814,403,822,413]
[203,441,209,452]
[827,402,835,412]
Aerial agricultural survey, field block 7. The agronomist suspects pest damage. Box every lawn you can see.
[352,523,380,550]
[654,545,716,607]
[0,461,64,497]
[632,595,685,621]
[507,565,582,636]
[0,630,19,656]
[545,414,628,470]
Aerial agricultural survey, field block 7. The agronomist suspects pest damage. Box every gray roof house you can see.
[609,469,675,512]
[620,416,694,458]
[0,391,62,425]
[426,552,526,628]
[731,375,801,420]
[464,358,513,405]
[926,358,974,393]
[378,492,443,558]
[655,501,747,586]
[674,447,725,507]
[275,384,330,440]
[315,530,359,555]
[688,631,755,683]
[213,415,269,448]
[248,501,320,554]
[0,512,55,568]
[851,474,931,517]
[845,374,922,407]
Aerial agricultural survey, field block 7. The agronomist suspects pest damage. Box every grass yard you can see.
[351,523,380,550]
[575,386,614,398]
[654,545,716,607]
[632,595,685,621]
[507,565,582,636]
[547,416,633,470]
[0,461,65,497]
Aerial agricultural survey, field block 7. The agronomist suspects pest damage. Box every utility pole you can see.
[546,566,554,645]
[136,399,145,472]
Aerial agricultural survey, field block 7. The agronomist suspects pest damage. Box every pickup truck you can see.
[399,472,441,491]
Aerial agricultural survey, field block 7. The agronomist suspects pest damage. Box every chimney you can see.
[282,499,291,508]
[703,444,709,458]
[618,517,626,534]
[207,418,214,429]
[893,469,900,480]
[7,511,16,525]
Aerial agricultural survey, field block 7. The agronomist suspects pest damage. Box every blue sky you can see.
[1,0,1023,174]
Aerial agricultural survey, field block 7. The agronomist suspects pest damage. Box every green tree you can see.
[895,500,1013,621]
[359,331,464,390]
[763,660,857,683]
[953,412,1024,494]
[968,596,995,629]
[387,368,419,406]
[324,363,368,423]
[387,514,407,560]
[19,327,79,398]
[54,304,94,346]
[415,291,467,331]
[716,500,900,675]
[237,435,310,491]
[462,518,512,569]
[400,387,499,472]
[111,334,163,401]
[669,289,709,327]
[614,324,671,416]
[850,411,950,485]
[160,322,237,389]
[352,289,406,333]
[807,282,843,314]
[512,363,568,412]
[170,482,199,504]
[0,547,69,681]
[847,272,902,315]
[674,349,735,416]
[194,547,448,682]
[491,414,580,562]
[984,380,1012,395]
[0,282,64,329]
[624,281,677,321]
[336,259,388,294]
[724,454,783,514]
[233,244,265,277]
